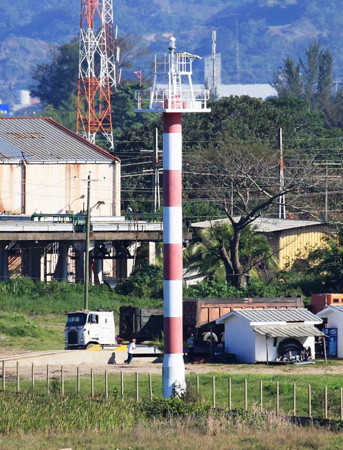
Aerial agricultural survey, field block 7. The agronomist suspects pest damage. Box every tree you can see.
[307,232,343,291]
[184,222,276,286]
[30,39,79,108]
[189,142,318,290]
[273,57,303,99]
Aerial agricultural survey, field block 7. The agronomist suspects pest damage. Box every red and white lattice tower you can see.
[76,0,118,149]
[136,37,210,398]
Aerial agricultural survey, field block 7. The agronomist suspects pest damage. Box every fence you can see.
[1,360,343,420]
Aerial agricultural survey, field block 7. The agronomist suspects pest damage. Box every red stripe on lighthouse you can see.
[164,317,183,353]
[163,171,182,206]
[164,244,183,280]
[163,113,182,133]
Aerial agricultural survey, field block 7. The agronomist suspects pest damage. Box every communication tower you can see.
[76,0,118,149]
[136,37,210,398]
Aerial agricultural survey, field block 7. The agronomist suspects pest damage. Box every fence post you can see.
[135,372,139,401]
[308,384,312,418]
[212,376,216,408]
[2,360,5,392]
[16,361,20,393]
[31,363,35,390]
[105,370,108,400]
[61,366,64,396]
[228,377,232,411]
[276,381,279,416]
[324,386,328,420]
[244,379,248,411]
[260,380,263,412]
[341,387,343,422]
[196,375,200,397]
[77,367,81,394]
[46,364,49,395]
[293,383,296,416]
[121,371,124,400]
[91,369,94,398]
[149,373,153,401]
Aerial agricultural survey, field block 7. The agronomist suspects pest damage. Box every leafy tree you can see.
[115,264,163,299]
[30,39,79,108]
[307,232,343,291]
[184,222,276,288]
[273,57,303,99]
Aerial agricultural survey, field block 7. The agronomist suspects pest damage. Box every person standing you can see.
[187,334,195,361]
[125,338,136,364]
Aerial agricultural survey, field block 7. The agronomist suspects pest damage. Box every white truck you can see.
[65,310,116,349]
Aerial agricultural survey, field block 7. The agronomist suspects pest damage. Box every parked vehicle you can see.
[119,296,304,344]
[65,310,116,349]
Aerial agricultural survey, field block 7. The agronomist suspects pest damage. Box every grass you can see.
[1,393,343,449]
[0,278,162,350]
[2,370,343,420]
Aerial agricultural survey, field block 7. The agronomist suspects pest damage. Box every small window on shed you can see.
[333,298,339,303]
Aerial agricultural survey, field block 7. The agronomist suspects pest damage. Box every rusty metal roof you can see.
[254,325,324,338]
[0,118,117,163]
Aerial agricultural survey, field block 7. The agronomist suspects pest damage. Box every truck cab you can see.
[65,310,116,349]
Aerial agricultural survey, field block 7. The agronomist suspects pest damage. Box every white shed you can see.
[317,306,343,357]
[216,309,323,363]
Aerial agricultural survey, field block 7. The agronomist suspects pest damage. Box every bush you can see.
[115,264,163,299]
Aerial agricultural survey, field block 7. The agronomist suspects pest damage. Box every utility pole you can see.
[153,128,161,213]
[83,174,91,310]
[278,128,286,219]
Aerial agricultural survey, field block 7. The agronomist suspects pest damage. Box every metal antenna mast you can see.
[77,0,118,149]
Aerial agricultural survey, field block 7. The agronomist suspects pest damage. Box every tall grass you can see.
[0,277,162,315]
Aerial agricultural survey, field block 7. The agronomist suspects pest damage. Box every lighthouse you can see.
[135,36,210,398]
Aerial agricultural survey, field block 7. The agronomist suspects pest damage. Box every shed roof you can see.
[0,117,118,163]
[254,325,324,338]
[317,305,343,316]
[216,308,321,325]
[192,217,323,233]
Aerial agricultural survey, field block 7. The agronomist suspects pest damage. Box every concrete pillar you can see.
[148,241,156,265]
[22,244,42,281]
[73,242,85,283]
[0,245,9,282]
[54,243,69,282]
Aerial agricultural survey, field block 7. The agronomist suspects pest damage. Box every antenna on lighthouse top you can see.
[135,36,210,114]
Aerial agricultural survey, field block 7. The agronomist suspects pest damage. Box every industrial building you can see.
[0,117,162,283]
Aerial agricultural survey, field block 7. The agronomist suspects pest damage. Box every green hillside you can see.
[1,0,343,102]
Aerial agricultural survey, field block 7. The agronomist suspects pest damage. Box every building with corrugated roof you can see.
[0,117,121,216]
[216,308,323,363]
[191,217,331,270]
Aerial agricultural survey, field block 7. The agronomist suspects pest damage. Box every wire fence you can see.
[2,361,343,421]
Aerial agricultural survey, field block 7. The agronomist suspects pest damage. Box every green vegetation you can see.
[3,371,343,420]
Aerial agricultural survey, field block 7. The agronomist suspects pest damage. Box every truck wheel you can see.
[202,332,218,343]
[86,342,96,350]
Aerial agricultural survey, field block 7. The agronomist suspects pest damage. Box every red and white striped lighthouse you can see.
[136,37,210,397]
[162,112,184,396]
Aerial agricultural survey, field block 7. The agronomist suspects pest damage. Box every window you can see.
[88,314,98,324]
[333,299,339,303]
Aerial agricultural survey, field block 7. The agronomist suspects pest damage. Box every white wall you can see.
[255,335,315,362]
[319,311,343,358]
[224,315,256,363]
[0,162,120,216]
[25,163,116,216]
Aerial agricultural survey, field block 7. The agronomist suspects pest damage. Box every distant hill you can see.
[1,0,343,103]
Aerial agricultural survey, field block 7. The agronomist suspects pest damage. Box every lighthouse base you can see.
[162,353,186,398]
